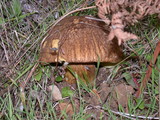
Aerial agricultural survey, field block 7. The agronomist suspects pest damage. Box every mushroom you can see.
[39,16,124,84]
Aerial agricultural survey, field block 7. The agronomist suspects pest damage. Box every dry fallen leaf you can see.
[99,83,112,103]
[47,85,62,101]
[114,83,134,109]
[55,99,79,119]
[59,102,74,116]
[88,89,102,105]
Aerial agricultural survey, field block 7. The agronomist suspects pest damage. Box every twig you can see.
[110,109,160,120]
[88,105,160,119]
[51,6,96,28]
[136,41,160,97]
[19,63,39,90]
[19,63,39,105]
[85,16,104,21]
[1,36,9,64]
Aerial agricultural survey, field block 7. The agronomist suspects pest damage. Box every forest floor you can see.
[0,0,159,119]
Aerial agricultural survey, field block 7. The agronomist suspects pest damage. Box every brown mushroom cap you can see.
[39,16,123,64]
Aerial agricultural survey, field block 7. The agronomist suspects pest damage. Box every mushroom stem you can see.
[65,64,96,85]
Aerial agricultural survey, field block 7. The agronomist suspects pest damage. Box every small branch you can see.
[1,36,9,64]
[136,41,160,97]
[51,6,96,28]
[19,63,39,105]
[88,105,160,119]
[19,63,39,90]
[110,109,160,120]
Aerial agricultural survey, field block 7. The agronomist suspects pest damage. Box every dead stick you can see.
[20,63,39,90]
[52,6,96,28]
[136,41,160,97]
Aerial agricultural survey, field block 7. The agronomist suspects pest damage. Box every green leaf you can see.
[135,98,145,110]
[138,101,145,109]
[155,86,159,94]
[34,69,42,81]
[55,76,63,82]
[18,14,29,19]
[18,12,36,19]
[123,72,137,88]
[62,87,74,98]
[12,0,22,17]
[0,17,5,25]
[146,54,152,61]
